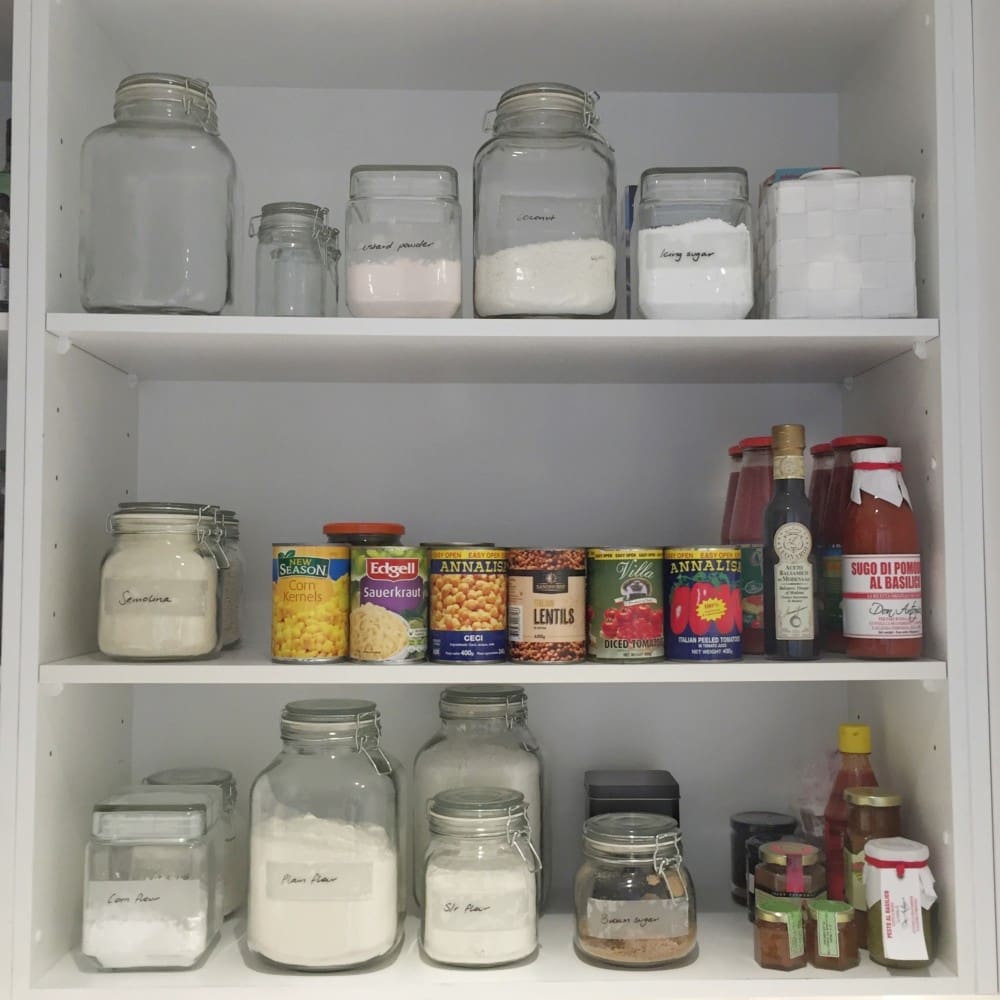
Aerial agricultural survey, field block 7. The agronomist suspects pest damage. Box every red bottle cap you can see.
[810,442,833,456]
[323,522,405,536]
[738,436,773,450]
[728,444,743,457]
[831,434,888,449]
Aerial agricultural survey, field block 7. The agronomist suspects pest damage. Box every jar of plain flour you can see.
[634,167,754,319]
[98,503,223,660]
[247,699,406,970]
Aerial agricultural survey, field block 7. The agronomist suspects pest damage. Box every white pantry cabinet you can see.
[0,1,995,998]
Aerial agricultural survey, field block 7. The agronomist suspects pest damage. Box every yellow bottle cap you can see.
[839,723,871,754]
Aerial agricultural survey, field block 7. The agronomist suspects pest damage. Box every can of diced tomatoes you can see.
[586,548,665,661]
[272,544,350,663]
[428,545,508,663]
[508,548,587,663]
[665,547,742,661]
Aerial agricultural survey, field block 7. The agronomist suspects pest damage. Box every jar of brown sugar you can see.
[806,899,858,970]
[754,896,806,971]
[754,841,826,910]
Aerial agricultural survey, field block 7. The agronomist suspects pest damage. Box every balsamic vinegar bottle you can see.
[763,424,817,659]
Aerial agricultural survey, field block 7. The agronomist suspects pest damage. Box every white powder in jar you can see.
[83,911,210,970]
[474,238,616,316]
[248,814,399,969]
[636,219,753,319]
[423,856,537,965]
[347,258,462,318]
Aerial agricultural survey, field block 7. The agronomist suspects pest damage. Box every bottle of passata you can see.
[841,447,922,659]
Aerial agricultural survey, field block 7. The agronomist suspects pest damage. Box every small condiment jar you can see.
[754,896,806,971]
[324,522,405,545]
[843,787,902,947]
[754,841,827,910]
[806,899,859,970]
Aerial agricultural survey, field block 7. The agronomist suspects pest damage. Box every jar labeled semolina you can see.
[271,544,349,662]
[754,896,806,971]
[806,899,858,970]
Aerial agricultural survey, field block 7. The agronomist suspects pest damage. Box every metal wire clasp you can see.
[355,709,393,774]
[507,810,543,872]
[653,832,683,898]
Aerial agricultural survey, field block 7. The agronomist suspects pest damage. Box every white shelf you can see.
[33,910,957,998]
[45,316,940,384]
[39,649,947,686]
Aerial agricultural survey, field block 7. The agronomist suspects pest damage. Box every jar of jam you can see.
[730,810,797,905]
[844,787,902,947]
[754,896,806,971]
[754,841,827,910]
[806,899,859,970]
[323,522,405,545]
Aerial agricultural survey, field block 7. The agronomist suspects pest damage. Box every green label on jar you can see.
[817,909,840,958]
[846,847,867,912]
[787,909,804,959]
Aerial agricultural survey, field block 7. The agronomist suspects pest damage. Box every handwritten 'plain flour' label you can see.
[103,579,210,616]
[428,887,532,933]
[773,522,814,640]
[86,879,202,924]
[266,861,374,901]
[842,554,922,638]
[586,897,689,940]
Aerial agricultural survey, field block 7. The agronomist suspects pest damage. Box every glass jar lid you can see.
[109,501,214,533]
[639,167,749,203]
[114,73,219,132]
[492,82,597,124]
[349,165,458,200]
[582,812,681,863]
[439,684,527,723]
[429,787,526,832]
[807,899,854,924]
[844,786,903,807]
[756,896,803,924]
[144,766,237,811]
[282,697,379,736]
[759,841,821,867]
[865,836,929,866]
[92,785,222,842]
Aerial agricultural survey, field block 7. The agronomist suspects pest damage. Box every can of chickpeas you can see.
[272,544,350,663]
[508,548,586,663]
[427,544,507,663]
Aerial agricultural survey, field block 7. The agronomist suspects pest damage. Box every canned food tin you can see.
[508,548,586,663]
[586,548,665,661]
[429,547,507,663]
[271,544,349,663]
[665,547,742,661]
[350,546,429,662]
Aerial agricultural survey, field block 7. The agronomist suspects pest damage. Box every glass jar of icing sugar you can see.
[247,699,406,970]
[421,787,541,967]
[633,167,753,319]
[413,685,546,908]
[144,766,246,916]
[98,502,224,660]
[345,165,461,318]
[474,83,617,317]
[82,785,224,970]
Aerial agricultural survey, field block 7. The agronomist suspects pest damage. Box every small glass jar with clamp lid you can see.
[574,812,697,967]
[247,699,406,970]
[421,787,541,967]
[98,502,226,660]
[252,201,340,316]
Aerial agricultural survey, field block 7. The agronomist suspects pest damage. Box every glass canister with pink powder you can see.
[345,165,462,318]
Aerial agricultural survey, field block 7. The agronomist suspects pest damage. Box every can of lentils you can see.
[508,548,586,663]
[586,548,665,661]
[350,547,428,662]
[272,544,350,662]
[428,545,507,663]
[665,547,742,661]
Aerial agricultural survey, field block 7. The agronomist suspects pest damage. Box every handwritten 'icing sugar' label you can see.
[585,897,689,940]
[426,885,533,933]
[266,861,374,901]
[85,878,203,924]
[103,579,210,616]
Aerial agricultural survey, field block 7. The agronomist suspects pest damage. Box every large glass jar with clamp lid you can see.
[574,813,697,967]
[413,685,546,906]
[473,82,617,318]
[247,699,406,970]
[421,787,541,967]
[80,73,236,313]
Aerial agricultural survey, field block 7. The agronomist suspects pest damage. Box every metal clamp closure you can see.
[652,832,683,897]
[507,811,543,872]
[354,709,392,774]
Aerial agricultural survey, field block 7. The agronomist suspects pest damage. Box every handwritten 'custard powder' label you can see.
[429,887,532,933]
[266,861,374,901]
[103,579,210,616]
[586,897,689,940]
[86,879,203,924]
[842,554,922,639]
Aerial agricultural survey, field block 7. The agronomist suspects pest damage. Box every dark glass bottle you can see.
[763,424,816,659]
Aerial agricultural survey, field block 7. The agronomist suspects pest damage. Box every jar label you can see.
[786,908,805,959]
[773,523,814,640]
[738,544,765,637]
[351,548,428,663]
[103,579,210,616]
[349,222,450,258]
[585,897,688,940]
[638,223,750,271]
[84,878,204,927]
[497,194,603,241]
[426,884,533,933]
[820,546,843,632]
[755,887,826,906]
[864,860,936,961]
[816,909,841,958]
[266,861,373,901]
[842,554,922,638]
[846,847,867,912]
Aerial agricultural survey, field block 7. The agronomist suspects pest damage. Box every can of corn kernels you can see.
[271,544,350,663]
[427,545,507,663]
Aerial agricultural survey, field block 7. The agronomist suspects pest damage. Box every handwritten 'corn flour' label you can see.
[427,887,532,933]
[842,554,922,638]
[773,523,814,640]
[266,861,373,901]
[103,579,210,616]
[85,879,203,924]
[864,862,936,962]
[585,897,689,940]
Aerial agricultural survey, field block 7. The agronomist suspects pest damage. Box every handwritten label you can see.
[266,861,373,901]
[498,195,602,238]
[85,879,202,924]
[103,579,209,616]
[585,897,689,940]
[350,222,450,257]
[426,885,532,932]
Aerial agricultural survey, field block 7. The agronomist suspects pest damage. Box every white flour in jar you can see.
[347,258,461,318]
[423,857,537,965]
[637,219,753,319]
[248,814,398,968]
[474,238,616,316]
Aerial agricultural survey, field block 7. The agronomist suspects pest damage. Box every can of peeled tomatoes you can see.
[665,547,742,661]
[586,548,665,661]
